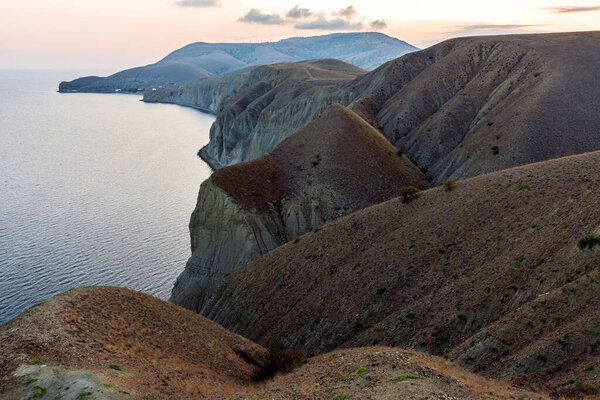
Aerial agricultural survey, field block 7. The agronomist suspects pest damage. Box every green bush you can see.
[578,235,600,250]
[400,186,420,203]
[442,179,456,191]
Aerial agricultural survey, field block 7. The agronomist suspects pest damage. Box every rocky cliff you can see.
[170,104,430,312]
[181,32,600,185]
[58,32,417,94]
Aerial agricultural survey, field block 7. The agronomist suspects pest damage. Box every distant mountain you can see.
[58,32,418,93]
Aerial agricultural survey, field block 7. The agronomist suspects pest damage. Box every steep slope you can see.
[170,103,429,312]
[191,32,600,184]
[58,32,416,93]
[0,287,266,400]
[203,150,600,396]
[0,288,541,399]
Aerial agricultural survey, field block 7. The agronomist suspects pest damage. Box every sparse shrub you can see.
[389,374,424,382]
[376,287,386,296]
[511,255,525,266]
[30,385,47,398]
[390,226,398,232]
[584,363,596,372]
[442,179,456,191]
[108,364,121,371]
[336,367,368,381]
[512,183,531,192]
[350,367,368,376]
[253,339,307,381]
[578,235,600,250]
[400,186,420,203]
[104,383,114,389]
[332,395,351,400]
[491,145,499,155]
[77,391,91,399]
[23,378,38,386]
[26,359,42,365]
[531,221,543,230]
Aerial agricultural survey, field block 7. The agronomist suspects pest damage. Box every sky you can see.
[0,0,599,70]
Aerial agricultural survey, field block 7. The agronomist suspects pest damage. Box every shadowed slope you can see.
[203,150,600,395]
[193,32,600,184]
[170,104,429,312]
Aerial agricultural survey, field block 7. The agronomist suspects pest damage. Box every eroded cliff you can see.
[170,104,430,313]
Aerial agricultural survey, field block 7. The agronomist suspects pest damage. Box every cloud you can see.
[333,5,357,18]
[175,0,218,6]
[542,6,600,13]
[370,19,387,30]
[286,5,314,19]
[294,17,363,30]
[238,9,285,25]
[449,24,539,35]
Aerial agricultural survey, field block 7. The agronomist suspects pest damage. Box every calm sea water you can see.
[0,70,214,324]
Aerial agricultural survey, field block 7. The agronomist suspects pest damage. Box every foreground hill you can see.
[202,150,600,397]
[58,32,417,93]
[182,31,600,183]
[171,103,429,312]
[0,287,541,399]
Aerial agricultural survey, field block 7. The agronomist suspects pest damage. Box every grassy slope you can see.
[204,150,600,396]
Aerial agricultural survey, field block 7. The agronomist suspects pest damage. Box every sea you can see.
[0,70,214,324]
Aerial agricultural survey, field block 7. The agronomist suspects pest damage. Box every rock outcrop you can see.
[58,32,417,94]
[170,104,430,312]
[180,32,600,184]
[202,149,600,395]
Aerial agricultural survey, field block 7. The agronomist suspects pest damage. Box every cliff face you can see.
[176,32,600,184]
[170,179,285,311]
[170,104,430,313]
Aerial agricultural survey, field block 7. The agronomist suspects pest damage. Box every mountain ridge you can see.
[58,32,417,93]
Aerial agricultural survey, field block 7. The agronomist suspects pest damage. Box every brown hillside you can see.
[200,32,600,184]
[203,150,600,396]
[213,103,429,214]
[0,288,543,399]
[0,287,266,400]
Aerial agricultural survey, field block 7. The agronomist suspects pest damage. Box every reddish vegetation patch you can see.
[212,154,284,213]
[0,287,265,399]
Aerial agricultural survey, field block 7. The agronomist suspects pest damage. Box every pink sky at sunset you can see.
[1,0,598,70]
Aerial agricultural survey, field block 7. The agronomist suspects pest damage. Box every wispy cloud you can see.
[238,9,285,25]
[286,5,314,19]
[238,4,381,32]
[175,0,218,7]
[449,23,539,35]
[542,5,600,13]
[332,5,357,18]
[370,19,387,30]
[294,17,363,30]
